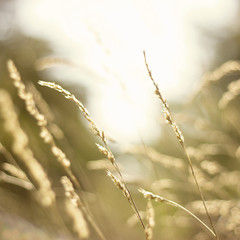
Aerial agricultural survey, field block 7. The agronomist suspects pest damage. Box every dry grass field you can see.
[0,43,240,240]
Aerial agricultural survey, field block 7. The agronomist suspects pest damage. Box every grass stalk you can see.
[139,189,216,237]
[38,80,146,231]
[143,50,218,239]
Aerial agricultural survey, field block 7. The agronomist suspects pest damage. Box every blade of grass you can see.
[38,80,145,231]
[139,189,216,237]
[143,50,218,239]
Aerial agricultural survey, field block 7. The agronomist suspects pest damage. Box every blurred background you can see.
[9,0,240,144]
[0,0,240,239]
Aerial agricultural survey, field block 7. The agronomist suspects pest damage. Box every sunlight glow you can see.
[15,0,239,143]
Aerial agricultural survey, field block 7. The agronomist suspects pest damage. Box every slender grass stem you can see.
[139,189,216,237]
[38,80,145,231]
[143,50,218,240]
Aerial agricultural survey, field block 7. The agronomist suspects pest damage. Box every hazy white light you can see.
[15,0,239,143]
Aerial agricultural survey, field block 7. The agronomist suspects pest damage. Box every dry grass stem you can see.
[96,144,115,164]
[0,89,55,207]
[6,61,106,235]
[0,142,19,166]
[64,199,89,239]
[190,60,240,101]
[143,51,184,144]
[1,48,238,240]
[143,51,218,239]
[2,162,28,181]
[38,80,103,139]
[38,80,145,230]
[107,171,150,237]
[61,176,89,239]
[35,57,77,71]
[27,82,64,140]
[7,60,78,187]
[61,176,83,208]
[219,79,240,109]
[107,171,131,200]
[202,61,240,85]
[139,189,216,238]
[145,199,155,240]
[127,211,146,227]
[61,176,107,240]
[0,171,33,190]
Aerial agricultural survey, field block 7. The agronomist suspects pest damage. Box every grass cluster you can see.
[0,53,239,240]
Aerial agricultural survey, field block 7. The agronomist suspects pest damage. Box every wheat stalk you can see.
[143,51,218,239]
[38,80,146,230]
